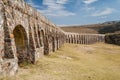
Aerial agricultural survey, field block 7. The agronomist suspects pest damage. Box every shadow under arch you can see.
[40,29,45,47]
[56,37,59,49]
[52,37,55,52]
[13,25,28,64]
[44,35,49,55]
[71,36,74,44]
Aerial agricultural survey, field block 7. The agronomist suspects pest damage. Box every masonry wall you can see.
[0,0,66,76]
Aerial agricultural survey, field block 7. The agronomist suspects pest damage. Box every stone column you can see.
[95,35,97,43]
[98,35,101,42]
[91,35,94,44]
[82,34,84,44]
[85,35,87,44]
[83,34,85,44]
[86,35,88,44]
[96,35,99,43]
[100,36,102,42]
[102,35,105,42]
[88,35,90,44]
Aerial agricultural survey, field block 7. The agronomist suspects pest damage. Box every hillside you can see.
[2,43,120,80]
[61,21,120,34]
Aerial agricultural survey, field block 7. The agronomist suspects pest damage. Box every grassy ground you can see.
[1,43,120,80]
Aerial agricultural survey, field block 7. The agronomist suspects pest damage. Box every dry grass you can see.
[61,27,98,34]
[1,43,120,80]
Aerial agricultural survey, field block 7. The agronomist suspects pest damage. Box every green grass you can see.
[1,43,120,80]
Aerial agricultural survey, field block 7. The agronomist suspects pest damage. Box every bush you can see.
[105,33,120,45]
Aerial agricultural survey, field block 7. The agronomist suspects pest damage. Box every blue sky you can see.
[25,0,120,26]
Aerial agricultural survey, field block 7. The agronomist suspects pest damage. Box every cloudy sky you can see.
[25,0,120,26]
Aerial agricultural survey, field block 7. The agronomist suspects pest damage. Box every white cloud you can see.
[83,0,98,4]
[27,0,75,17]
[41,0,75,17]
[91,8,115,17]
[39,10,75,17]
[82,5,95,11]
[27,0,40,8]
[86,7,95,11]
[100,16,107,19]
[56,0,68,4]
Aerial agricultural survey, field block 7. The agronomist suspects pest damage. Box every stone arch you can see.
[13,25,28,64]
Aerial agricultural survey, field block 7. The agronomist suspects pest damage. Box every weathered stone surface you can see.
[0,59,18,76]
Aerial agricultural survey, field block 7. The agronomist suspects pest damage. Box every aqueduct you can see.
[66,32,105,44]
[0,0,105,76]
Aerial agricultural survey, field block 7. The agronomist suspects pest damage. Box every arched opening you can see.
[71,36,74,44]
[69,38,71,43]
[44,35,49,55]
[38,30,41,46]
[41,30,44,47]
[71,38,74,44]
[56,37,59,49]
[38,29,44,47]
[13,25,28,64]
[52,37,55,52]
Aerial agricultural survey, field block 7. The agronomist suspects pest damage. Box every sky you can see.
[25,0,120,26]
